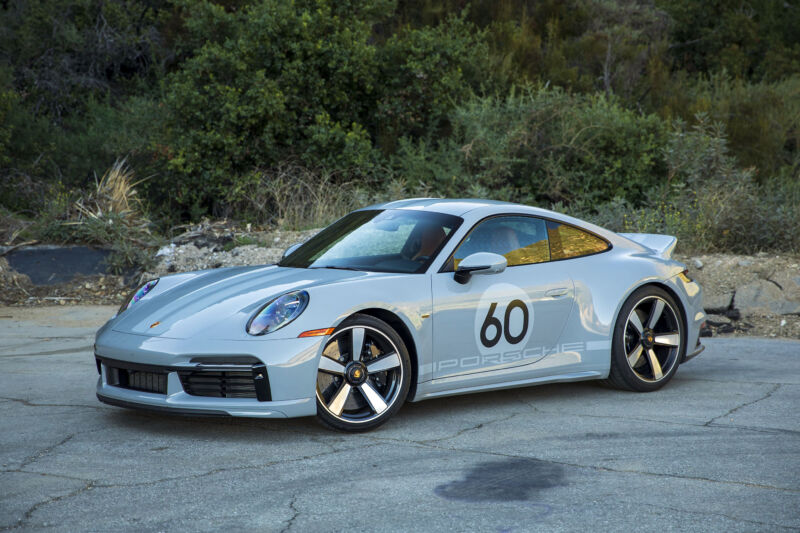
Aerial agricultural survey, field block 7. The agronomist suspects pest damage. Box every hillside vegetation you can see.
[1,0,798,264]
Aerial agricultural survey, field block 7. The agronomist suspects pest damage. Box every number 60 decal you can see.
[473,283,534,354]
[480,300,530,348]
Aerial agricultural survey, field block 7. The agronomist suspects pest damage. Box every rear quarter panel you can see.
[555,247,690,377]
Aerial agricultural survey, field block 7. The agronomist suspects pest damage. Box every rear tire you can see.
[603,286,686,392]
[315,314,411,432]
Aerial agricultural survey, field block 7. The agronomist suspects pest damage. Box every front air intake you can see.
[178,362,270,401]
[104,360,168,395]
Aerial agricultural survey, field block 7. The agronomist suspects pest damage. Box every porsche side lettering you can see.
[434,341,587,372]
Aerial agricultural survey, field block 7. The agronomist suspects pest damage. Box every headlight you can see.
[247,290,309,336]
[117,279,159,315]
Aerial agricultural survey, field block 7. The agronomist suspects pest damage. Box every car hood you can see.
[109,265,368,340]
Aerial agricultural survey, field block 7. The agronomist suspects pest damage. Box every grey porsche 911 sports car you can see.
[95,198,705,431]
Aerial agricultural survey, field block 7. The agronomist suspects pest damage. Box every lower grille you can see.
[97,356,270,401]
[178,371,257,399]
[107,366,168,394]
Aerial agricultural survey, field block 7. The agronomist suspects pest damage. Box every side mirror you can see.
[453,252,507,284]
[282,242,302,260]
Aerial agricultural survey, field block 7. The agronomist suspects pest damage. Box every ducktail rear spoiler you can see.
[619,233,677,259]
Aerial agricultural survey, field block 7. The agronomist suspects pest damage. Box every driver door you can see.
[431,216,574,380]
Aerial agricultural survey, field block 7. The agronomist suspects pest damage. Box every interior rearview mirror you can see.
[453,252,507,284]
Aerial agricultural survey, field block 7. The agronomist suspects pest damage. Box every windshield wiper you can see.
[309,265,366,271]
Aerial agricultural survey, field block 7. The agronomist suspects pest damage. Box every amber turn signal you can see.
[298,327,335,338]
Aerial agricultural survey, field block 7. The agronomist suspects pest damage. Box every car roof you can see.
[362,198,543,217]
[361,197,624,245]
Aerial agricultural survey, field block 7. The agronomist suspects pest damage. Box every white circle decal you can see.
[473,283,534,355]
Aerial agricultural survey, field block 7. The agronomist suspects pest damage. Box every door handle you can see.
[545,288,569,298]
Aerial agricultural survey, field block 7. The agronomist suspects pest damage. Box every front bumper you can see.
[96,379,314,418]
[94,330,324,418]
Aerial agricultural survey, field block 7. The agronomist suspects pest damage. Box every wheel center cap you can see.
[345,362,368,385]
[642,329,655,349]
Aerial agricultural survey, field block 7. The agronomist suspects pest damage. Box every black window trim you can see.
[437,212,613,273]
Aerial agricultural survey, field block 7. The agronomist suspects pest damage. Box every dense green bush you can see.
[0,0,170,122]
[374,14,491,150]
[163,0,382,214]
[566,118,800,253]
[0,0,171,206]
[160,1,490,216]
[394,87,667,205]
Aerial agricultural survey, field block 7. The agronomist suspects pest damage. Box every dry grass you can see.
[26,158,160,273]
[0,210,34,246]
[69,158,149,226]
[231,162,441,230]
[235,163,370,230]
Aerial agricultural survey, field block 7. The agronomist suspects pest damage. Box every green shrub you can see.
[374,13,491,151]
[393,87,668,205]
[0,0,170,122]
[687,76,800,179]
[158,1,493,218]
[567,118,800,253]
[161,0,386,215]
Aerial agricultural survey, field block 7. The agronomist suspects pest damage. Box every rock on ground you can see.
[678,253,800,338]
[143,228,320,279]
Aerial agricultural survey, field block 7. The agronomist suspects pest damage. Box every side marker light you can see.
[298,328,335,338]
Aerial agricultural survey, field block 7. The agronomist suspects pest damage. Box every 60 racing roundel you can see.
[473,283,534,355]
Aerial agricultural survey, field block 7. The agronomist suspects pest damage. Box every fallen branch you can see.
[0,240,38,257]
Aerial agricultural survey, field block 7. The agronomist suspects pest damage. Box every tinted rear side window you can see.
[546,220,609,260]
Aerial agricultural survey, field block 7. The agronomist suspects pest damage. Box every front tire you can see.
[604,286,686,392]
[315,314,411,432]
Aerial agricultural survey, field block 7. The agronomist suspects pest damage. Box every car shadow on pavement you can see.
[97,378,694,440]
[101,408,325,439]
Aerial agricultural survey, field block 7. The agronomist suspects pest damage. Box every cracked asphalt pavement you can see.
[1,306,799,532]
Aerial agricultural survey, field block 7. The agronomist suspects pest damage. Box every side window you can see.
[546,220,609,260]
[453,216,550,268]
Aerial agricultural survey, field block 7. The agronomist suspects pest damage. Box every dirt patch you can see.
[0,256,130,307]
[0,305,117,327]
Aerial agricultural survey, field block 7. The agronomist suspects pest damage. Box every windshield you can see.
[279,209,463,273]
